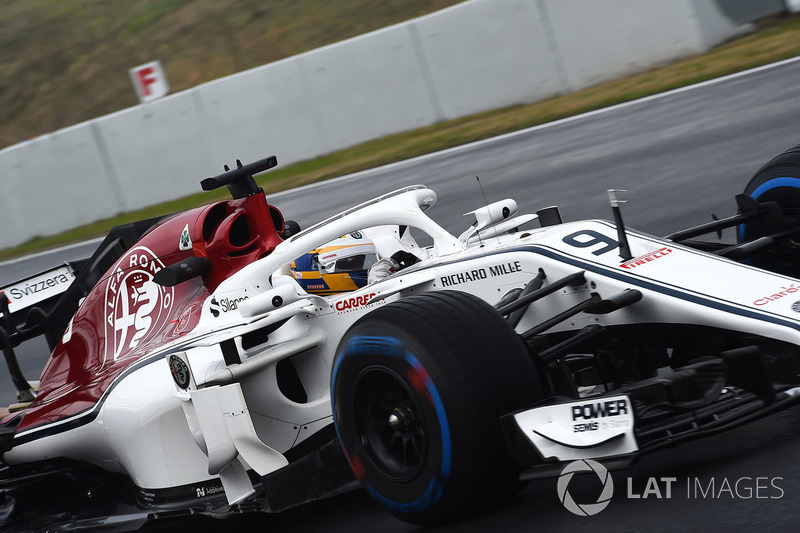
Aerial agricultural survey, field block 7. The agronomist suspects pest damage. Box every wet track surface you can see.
[141,406,800,532]
[4,58,800,530]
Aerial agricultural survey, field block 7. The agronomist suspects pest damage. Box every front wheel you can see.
[331,290,543,525]
[740,144,800,275]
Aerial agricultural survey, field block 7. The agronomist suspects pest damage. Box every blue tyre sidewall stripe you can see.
[331,334,452,513]
[750,177,800,200]
[739,177,800,241]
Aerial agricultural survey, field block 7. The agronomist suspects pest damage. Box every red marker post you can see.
[129,61,170,103]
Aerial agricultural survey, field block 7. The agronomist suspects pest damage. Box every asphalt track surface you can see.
[3,57,800,531]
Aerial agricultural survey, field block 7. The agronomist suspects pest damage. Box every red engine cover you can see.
[16,192,283,433]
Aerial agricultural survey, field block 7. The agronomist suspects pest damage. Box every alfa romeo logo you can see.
[168,354,191,389]
[557,459,614,516]
[104,247,174,362]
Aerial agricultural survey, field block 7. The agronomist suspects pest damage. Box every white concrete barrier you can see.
[195,58,328,168]
[414,0,565,119]
[543,0,704,89]
[297,23,442,152]
[0,123,123,244]
[93,91,217,212]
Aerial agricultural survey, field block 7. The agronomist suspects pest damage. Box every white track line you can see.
[0,237,104,267]
[8,55,800,266]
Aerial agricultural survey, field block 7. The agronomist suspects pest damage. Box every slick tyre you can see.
[741,144,800,274]
[331,290,542,525]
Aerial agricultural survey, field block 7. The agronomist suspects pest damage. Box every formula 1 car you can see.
[3,144,800,531]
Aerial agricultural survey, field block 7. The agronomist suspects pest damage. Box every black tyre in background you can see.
[741,144,800,275]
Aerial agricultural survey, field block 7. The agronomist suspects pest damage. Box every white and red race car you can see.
[2,146,800,530]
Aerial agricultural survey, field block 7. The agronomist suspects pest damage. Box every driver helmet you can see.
[290,232,379,295]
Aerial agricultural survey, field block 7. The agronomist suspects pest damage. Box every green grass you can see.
[4,12,800,260]
[0,0,463,148]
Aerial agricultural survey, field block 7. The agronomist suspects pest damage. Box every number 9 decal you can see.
[562,230,619,256]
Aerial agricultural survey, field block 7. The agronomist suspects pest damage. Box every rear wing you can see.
[1,262,84,402]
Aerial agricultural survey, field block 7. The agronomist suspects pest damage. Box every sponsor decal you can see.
[168,354,191,389]
[306,283,325,290]
[558,459,614,516]
[572,399,629,420]
[195,484,225,498]
[571,399,630,433]
[441,269,486,287]
[489,260,522,276]
[104,247,174,362]
[440,261,522,287]
[179,224,192,251]
[6,273,71,300]
[350,231,363,239]
[209,294,249,317]
[335,293,378,313]
[294,271,303,279]
[792,301,800,313]
[3,265,75,314]
[754,284,799,306]
[516,395,635,444]
[619,247,672,269]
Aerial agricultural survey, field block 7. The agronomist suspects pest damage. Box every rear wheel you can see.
[331,290,543,525]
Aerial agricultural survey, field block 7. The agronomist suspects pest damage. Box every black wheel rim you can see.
[351,366,428,483]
